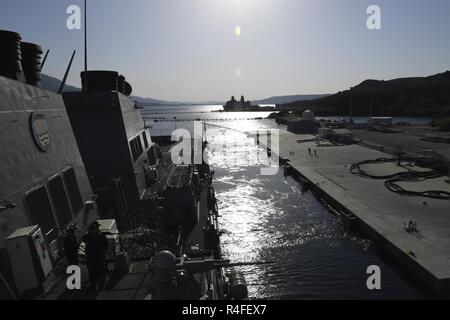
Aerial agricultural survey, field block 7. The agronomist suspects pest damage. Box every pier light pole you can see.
[349,87,353,137]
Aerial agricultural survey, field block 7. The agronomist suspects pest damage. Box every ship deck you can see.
[38,177,212,300]
[253,130,450,293]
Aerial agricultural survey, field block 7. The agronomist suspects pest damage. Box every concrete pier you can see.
[255,130,450,293]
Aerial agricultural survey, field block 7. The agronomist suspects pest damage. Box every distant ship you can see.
[223,95,275,112]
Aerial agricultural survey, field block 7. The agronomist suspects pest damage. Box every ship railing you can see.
[127,208,160,238]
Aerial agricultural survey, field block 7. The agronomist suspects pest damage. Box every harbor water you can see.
[144,105,431,299]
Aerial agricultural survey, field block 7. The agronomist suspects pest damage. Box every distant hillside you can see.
[41,74,80,93]
[131,96,182,106]
[253,94,330,105]
[277,71,450,117]
[135,98,226,106]
[41,74,180,105]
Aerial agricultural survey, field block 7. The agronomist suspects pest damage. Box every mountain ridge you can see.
[40,74,329,107]
[252,94,330,105]
[277,71,450,117]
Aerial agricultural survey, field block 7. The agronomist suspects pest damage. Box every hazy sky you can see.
[1,0,450,101]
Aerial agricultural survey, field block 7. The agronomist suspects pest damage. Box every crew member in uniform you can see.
[63,226,80,266]
[82,221,109,289]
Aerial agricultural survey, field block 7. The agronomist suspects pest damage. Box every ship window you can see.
[142,131,149,149]
[130,139,138,161]
[129,140,135,160]
[137,136,143,155]
[63,168,83,214]
[147,147,157,166]
[130,136,144,162]
[24,186,58,241]
[48,175,73,227]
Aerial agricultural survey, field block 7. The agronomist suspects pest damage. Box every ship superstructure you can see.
[0,30,99,298]
[0,29,248,300]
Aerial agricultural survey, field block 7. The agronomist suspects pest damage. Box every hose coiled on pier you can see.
[350,157,450,200]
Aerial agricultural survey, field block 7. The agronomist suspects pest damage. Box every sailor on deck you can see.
[63,225,80,266]
[82,221,109,289]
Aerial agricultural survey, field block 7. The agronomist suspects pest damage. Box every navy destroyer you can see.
[223,95,274,112]
[0,29,248,300]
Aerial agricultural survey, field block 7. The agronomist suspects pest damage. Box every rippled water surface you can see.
[144,107,430,299]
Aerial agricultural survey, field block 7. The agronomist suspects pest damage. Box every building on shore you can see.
[287,110,320,134]
[319,128,355,145]
[370,117,393,128]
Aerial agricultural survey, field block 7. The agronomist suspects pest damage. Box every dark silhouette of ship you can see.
[0,29,249,300]
[223,95,275,112]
